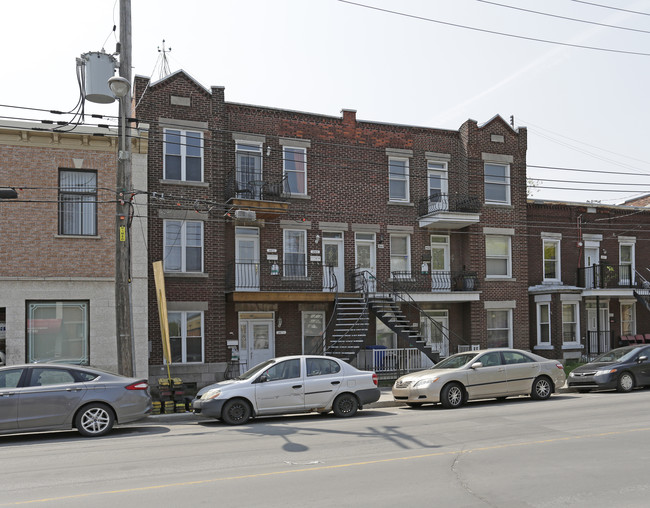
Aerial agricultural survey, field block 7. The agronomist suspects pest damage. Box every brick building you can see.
[135,71,530,388]
[0,120,149,376]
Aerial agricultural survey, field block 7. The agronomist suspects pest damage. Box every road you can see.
[1,390,650,507]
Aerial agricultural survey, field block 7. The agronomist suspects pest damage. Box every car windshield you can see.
[592,347,638,364]
[236,359,277,380]
[431,352,480,370]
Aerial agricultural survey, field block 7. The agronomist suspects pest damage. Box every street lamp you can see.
[108,76,131,161]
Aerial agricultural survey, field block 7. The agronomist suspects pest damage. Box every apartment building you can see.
[135,70,530,387]
[0,121,149,376]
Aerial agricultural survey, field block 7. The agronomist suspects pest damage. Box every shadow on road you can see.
[0,424,170,446]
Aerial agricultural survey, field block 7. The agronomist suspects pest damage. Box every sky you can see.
[2,0,650,204]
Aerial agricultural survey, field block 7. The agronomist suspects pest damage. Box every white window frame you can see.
[390,234,411,279]
[536,303,551,347]
[543,237,561,282]
[302,311,325,354]
[283,229,307,278]
[486,308,513,348]
[619,240,635,285]
[168,311,204,363]
[283,146,307,195]
[561,302,580,346]
[484,162,510,205]
[389,157,410,202]
[235,142,263,198]
[620,302,636,336]
[163,129,204,182]
[486,235,512,278]
[163,220,204,273]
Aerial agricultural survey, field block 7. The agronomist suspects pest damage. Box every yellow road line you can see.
[5,426,650,506]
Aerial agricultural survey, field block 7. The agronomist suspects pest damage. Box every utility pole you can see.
[115,0,134,376]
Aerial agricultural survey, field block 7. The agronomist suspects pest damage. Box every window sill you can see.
[562,343,583,350]
[54,234,101,240]
[484,203,514,209]
[387,201,414,207]
[485,277,516,282]
[542,279,563,285]
[159,179,209,188]
[534,344,554,350]
[164,272,209,278]
[288,194,311,200]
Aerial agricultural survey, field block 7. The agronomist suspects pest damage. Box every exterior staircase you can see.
[368,295,440,362]
[324,296,369,362]
[633,289,650,313]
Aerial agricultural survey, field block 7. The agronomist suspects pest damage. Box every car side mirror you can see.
[471,362,483,369]
[258,374,269,383]
[638,356,648,363]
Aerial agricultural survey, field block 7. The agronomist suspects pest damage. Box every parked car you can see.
[568,345,650,392]
[192,355,380,425]
[392,348,566,409]
[0,364,152,437]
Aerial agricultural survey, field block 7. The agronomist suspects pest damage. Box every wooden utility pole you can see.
[115,0,134,376]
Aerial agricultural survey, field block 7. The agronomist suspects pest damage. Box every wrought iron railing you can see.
[225,171,291,202]
[418,193,481,216]
[577,264,634,289]
[389,270,480,292]
[584,330,614,361]
[226,262,337,291]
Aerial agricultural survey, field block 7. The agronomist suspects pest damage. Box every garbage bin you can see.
[365,345,387,370]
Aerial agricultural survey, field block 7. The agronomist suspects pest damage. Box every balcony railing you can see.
[225,171,291,202]
[226,262,337,292]
[584,330,614,361]
[577,264,634,289]
[388,270,480,293]
[353,348,435,376]
[418,193,481,217]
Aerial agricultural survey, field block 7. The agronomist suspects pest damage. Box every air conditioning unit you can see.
[234,209,256,220]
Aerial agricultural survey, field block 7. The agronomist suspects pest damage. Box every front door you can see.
[355,232,376,292]
[239,314,274,372]
[322,232,344,292]
[587,305,610,355]
[421,310,450,358]
[235,227,260,290]
[584,247,599,288]
[430,235,451,291]
[427,162,448,213]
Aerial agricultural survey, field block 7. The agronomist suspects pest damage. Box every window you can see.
[306,357,341,377]
[487,309,512,348]
[621,303,636,336]
[263,359,301,381]
[26,301,89,364]
[164,129,203,182]
[390,234,411,278]
[236,143,263,199]
[284,229,306,277]
[427,161,448,212]
[302,311,325,355]
[543,238,561,281]
[484,162,510,204]
[164,220,203,272]
[168,311,203,363]
[29,367,76,386]
[486,235,511,277]
[283,147,307,195]
[562,303,579,344]
[619,242,635,285]
[59,170,97,236]
[389,157,409,202]
[537,303,551,346]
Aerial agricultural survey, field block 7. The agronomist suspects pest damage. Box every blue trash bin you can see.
[365,345,387,370]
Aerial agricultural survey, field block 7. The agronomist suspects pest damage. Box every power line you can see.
[337,0,650,56]
[571,0,650,17]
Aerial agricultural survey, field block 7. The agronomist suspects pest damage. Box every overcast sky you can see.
[3,0,649,204]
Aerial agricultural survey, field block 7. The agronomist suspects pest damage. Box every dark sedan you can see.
[0,364,152,437]
[568,345,650,393]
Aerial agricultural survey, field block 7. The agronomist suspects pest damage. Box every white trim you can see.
[484,300,516,309]
[388,156,410,203]
[483,227,514,235]
[536,302,551,347]
[534,294,552,302]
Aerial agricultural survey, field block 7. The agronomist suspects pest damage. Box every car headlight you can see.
[413,377,439,388]
[569,371,575,377]
[594,369,617,376]
[201,389,222,400]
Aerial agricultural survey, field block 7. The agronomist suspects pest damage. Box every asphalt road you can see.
[1,389,650,507]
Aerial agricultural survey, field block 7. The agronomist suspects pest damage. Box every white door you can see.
[255,358,304,414]
[322,232,344,292]
[239,315,274,371]
[355,233,376,292]
[421,310,450,358]
[587,306,609,354]
[427,162,448,212]
[235,227,260,290]
[430,235,451,291]
[584,247,599,288]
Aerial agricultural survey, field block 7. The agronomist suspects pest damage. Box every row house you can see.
[527,200,650,361]
[134,71,530,387]
[0,120,149,376]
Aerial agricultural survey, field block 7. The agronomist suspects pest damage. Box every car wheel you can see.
[406,402,423,408]
[332,393,359,417]
[440,382,465,409]
[221,398,252,425]
[75,403,115,437]
[616,372,635,393]
[531,376,552,400]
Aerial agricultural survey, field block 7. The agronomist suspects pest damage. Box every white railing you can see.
[355,347,436,374]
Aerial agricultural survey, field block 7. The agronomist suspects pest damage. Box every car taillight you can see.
[125,381,149,390]
[372,373,378,386]
[556,363,564,370]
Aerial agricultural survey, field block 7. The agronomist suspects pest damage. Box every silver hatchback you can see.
[0,364,152,437]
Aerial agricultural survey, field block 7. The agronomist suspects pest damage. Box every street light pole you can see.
[114,0,134,376]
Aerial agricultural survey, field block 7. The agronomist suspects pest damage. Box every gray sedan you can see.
[392,348,566,409]
[0,364,152,437]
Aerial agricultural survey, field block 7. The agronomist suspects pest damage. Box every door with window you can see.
[421,310,450,358]
[235,227,260,290]
[430,235,451,291]
[355,233,376,292]
[587,304,609,355]
[427,162,448,213]
[322,232,344,292]
[239,314,274,371]
[254,358,304,414]
[584,247,599,288]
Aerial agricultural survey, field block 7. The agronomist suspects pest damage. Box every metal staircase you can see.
[325,296,370,362]
[633,269,650,312]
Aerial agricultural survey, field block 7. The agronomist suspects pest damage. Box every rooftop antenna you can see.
[157,39,172,80]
